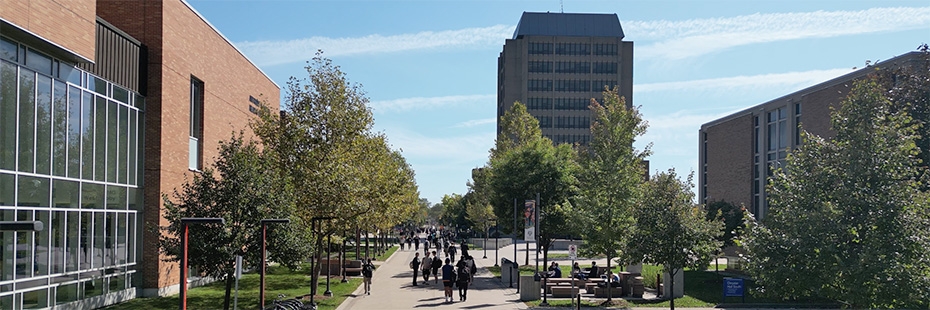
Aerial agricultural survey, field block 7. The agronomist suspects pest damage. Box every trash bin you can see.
[519,275,540,301]
[501,258,519,287]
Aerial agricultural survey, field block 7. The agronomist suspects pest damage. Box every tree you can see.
[627,169,722,310]
[704,200,745,248]
[438,194,467,229]
[465,202,496,239]
[743,78,930,308]
[574,87,649,303]
[252,51,418,296]
[159,133,307,310]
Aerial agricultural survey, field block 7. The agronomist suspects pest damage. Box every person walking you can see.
[455,258,471,301]
[423,237,430,256]
[447,242,457,263]
[430,250,442,284]
[400,236,405,251]
[421,252,432,285]
[441,258,456,303]
[414,236,420,251]
[362,258,375,295]
[410,253,421,286]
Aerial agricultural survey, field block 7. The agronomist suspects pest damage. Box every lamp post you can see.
[179,218,225,310]
[491,219,498,267]
[309,216,335,307]
[341,230,348,283]
[324,232,333,296]
[259,218,290,309]
[483,220,489,259]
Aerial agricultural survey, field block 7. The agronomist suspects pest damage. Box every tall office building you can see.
[1,0,279,308]
[498,12,633,146]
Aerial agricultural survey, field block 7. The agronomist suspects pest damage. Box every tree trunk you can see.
[365,230,370,259]
[606,254,612,303]
[311,235,323,297]
[669,269,676,310]
[223,270,234,310]
[355,227,361,260]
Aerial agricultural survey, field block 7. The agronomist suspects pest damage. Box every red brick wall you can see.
[98,0,280,291]
[800,83,850,139]
[704,114,753,208]
[0,0,96,60]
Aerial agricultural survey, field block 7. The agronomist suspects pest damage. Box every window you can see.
[527,79,552,92]
[593,43,618,55]
[592,62,618,74]
[554,80,590,92]
[534,115,552,128]
[554,98,589,110]
[528,43,553,55]
[528,61,552,73]
[794,103,802,145]
[555,61,590,74]
[766,107,788,177]
[189,78,204,170]
[554,116,590,128]
[555,43,590,55]
[591,80,617,92]
[525,98,551,110]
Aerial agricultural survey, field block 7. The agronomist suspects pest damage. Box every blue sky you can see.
[188,0,929,205]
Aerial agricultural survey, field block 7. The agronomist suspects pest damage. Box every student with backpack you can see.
[430,251,442,284]
[441,258,456,303]
[362,258,375,295]
[455,257,472,301]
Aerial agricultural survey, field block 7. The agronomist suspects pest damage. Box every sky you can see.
[187,0,930,205]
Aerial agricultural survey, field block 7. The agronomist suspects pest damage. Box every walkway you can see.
[336,235,528,310]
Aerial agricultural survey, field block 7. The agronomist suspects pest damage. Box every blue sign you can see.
[723,278,744,297]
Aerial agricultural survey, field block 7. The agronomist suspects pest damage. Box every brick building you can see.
[497,12,633,146]
[699,51,924,220]
[0,0,279,308]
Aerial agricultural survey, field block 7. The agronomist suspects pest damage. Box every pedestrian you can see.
[430,250,442,284]
[407,234,413,249]
[460,241,469,257]
[362,258,375,294]
[421,252,432,285]
[414,236,420,251]
[455,258,471,301]
[448,242,457,263]
[410,253,421,286]
[400,236,405,251]
[441,258,456,303]
[423,237,430,255]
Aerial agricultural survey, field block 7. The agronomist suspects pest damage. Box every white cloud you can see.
[237,25,514,66]
[635,68,853,93]
[386,128,494,163]
[627,7,930,60]
[369,94,495,113]
[453,118,496,128]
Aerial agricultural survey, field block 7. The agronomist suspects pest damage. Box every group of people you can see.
[411,252,477,303]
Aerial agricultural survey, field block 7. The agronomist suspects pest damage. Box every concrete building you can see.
[0,0,279,308]
[497,12,633,146]
[699,51,925,219]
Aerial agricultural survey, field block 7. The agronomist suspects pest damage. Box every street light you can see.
[491,219,498,267]
[179,217,225,310]
[309,216,335,307]
[341,230,348,283]
[259,218,290,309]
[483,220,489,259]
[324,232,333,297]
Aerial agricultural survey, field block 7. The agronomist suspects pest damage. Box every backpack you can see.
[431,257,442,269]
[362,263,373,277]
[457,266,471,282]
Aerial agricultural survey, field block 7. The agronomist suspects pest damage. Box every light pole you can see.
[259,218,290,309]
[341,230,348,283]
[324,232,333,297]
[309,216,335,307]
[483,220,489,259]
[179,218,225,310]
[491,219,498,267]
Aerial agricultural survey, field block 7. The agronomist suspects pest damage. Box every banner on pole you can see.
[524,200,536,242]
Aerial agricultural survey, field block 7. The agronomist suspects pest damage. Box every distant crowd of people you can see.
[399,227,476,303]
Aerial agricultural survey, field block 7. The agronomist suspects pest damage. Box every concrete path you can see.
[336,235,528,310]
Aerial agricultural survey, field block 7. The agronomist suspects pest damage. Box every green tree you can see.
[743,78,930,308]
[252,51,417,296]
[628,169,722,310]
[159,133,306,310]
[704,200,745,247]
[438,194,468,230]
[574,88,648,303]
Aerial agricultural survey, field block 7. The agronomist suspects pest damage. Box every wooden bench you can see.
[343,260,363,276]
[546,278,584,286]
[593,286,622,298]
[584,282,598,294]
[550,286,580,298]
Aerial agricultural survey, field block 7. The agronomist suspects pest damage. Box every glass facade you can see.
[0,36,143,309]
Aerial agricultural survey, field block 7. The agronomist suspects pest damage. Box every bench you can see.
[550,286,580,298]
[593,286,623,298]
[584,282,598,294]
[546,278,584,286]
[344,260,363,276]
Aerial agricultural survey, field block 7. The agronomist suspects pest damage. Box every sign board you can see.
[568,244,577,260]
[524,200,536,242]
[723,277,744,297]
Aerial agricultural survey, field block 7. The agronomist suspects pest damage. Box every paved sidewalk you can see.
[336,236,528,310]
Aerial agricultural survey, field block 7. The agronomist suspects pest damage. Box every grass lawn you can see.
[526,298,627,308]
[103,263,364,310]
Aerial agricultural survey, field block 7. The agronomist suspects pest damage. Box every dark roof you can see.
[513,12,624,39]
